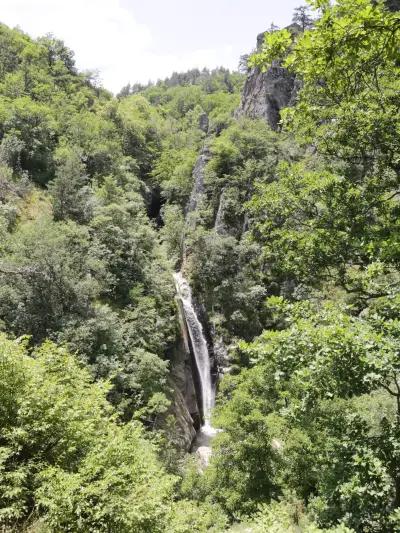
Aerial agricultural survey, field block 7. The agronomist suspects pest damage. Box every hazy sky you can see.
[1,0,305,93]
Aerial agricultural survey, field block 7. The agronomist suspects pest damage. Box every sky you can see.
[1,0,305,93]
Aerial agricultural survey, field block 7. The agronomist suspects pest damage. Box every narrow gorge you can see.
[168,25,299,455]
[1,2,400,530]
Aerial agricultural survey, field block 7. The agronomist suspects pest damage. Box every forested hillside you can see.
[1,0,400,531]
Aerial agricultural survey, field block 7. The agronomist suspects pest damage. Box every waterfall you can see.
[173,272,215,431]
[173,137,219,466]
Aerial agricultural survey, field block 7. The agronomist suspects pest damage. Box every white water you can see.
[173,272,215,432]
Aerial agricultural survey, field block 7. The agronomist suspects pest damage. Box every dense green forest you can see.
[1,0,400,531]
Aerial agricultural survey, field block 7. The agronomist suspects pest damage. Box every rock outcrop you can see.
[386,0,400,10]
[186,145,211,215]
[198,112,209,133]
[238,24,301,130]
[239,63,298,130]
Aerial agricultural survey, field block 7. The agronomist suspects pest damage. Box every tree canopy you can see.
[1,1,400,530]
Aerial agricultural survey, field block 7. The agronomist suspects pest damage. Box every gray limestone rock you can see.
[238,24,301,130]
[186,145,211,214]
[238,63,297,130]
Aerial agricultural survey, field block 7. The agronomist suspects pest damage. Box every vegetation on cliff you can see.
[1,0,400,530]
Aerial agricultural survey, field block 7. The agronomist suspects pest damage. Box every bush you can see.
[0,334,176,531]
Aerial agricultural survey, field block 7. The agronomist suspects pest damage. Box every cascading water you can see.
[173,272,214,426]
[173,272,218,465]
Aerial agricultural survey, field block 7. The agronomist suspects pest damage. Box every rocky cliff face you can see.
[239,4,399,129]
[238,63,297,130]
[167,308,200,451]
[386,0,400,10]
[186,145,211,215]
[238,24,300,129]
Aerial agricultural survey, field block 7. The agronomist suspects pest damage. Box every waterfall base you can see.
[191,424,221,468]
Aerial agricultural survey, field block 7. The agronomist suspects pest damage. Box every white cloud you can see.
[1,0,238,93]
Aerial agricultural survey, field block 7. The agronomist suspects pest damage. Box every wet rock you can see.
[168,381,197,451]
[168,326,200,451]
[191,425,220,469]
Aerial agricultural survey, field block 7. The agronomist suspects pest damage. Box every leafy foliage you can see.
[0,335,175,531]
[199,2,400,531]
[2,1,400,529]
